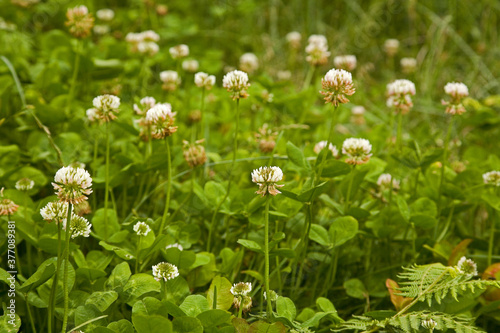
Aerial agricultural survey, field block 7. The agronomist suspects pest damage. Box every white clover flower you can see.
[166,243,184,251]
[125,32,143,44]
[40,201,68,224]
[305,34,330,66]
[320,69,355,106]
[15,178,35,191]
[160,70,181,91]
[63,213,92,238]
[52,166,93,204]
[230,282,252,296]
[286,31,301,49]
[263,290,278,302]
[442,82,469,115]
[0,197,18,216]
[351,106,365,115]
[483,171,500,186]
[313,141,339,158]
[146,103,178,139]
[384,39,399,56]
[169,44,189,59]
[152,262,179,281]
[85,107,98,122]
[133,96,156,115]
[400,57,417,74]
[333,55,357,71]
[377,173,400,190]
[251,166,284,197]
[183,140,207,168]
[456,256,478,277]
[92,94,120,122]
[133,221,151,236]
[239,53,259,73]
[65,5,94,39]
[93,24,110,35]
[222,70,250,100]
[141,30,160,42]
[182,59,199,72]
[194,72,216,90]
[277,70,291,81]
[96,8,114,21]
[342,138,372,165]
[421,318,437,330]
[137,41,159,56]
[386,79,416,113]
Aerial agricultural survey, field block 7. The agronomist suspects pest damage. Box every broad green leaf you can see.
[133,314,172,333]
[100,241,135,261]
[19,257,56,293]
[164,300,187,317]
[0,313,21,332]
[133,297,169,318]
[344,278,367,299]
[180,295,209,317]
[319,160,351,178]
[164,248,196,269]
[316,297,336,313]
[172,316,204,333]
[276,296,296,321]
[207,276,234,311]
[122,274,160,304]
[105,262,131,291]
[248,321,287,333]
[396,196,410,222]
[107,319,135,333]
[86,290,118,312]
[410,214,437,229]
[92,208,121,240]
[187,252,216,288]
[237,239,262,252]
[328,216,358,247]
[196,309,232,328]
[297,182,328,203]
[309,224,331,246]
[205,181,227,206]
[410,197,437,217]
[286,141,309,169]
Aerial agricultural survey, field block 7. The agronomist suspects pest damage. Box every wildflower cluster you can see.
[230,282,252,311]
[320,69,355,106]
[125,30,160,56]
[52,166,93,205]
[305,34,330,66]
[386,79,416,114]
[182,140,207,168]
[160,71,181,91]
[87,95,121,123]
[342,138,372,165]
[251,166,284,197]
[152,262,179,281]
[223,70,251,100]
[146,104,178,139]
[334,55,357,71]
[65,5,94,38]
[442,82,469,115]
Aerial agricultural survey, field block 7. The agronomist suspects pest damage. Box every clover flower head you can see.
[65,5,94,38]
[384,39,399,56]
[320,68,355,106]
[251,166,284,197]
[352,106,365,116]
[63,213,92,238]
[421,318,437,330]
[386,79,416,114]
[305,34,330,66]
[169,44,189,59]
[233,295,252,311]
[160,70,181,91]
[141,30,160,42]
[377,173,400,190]
[239,53,259,73]
[152,262,179,281]
[182,140,207,168]
[146,103,178,139]
[86,108,98,122]
[342,138,372,165]
[92,94,120,122]
[52,166,92,204]
[263,290,278,302]
[93,24,110,35]
[166,243,184,251]
[15,178,34,191]
[334,55,357,71]
[483,171,500,186]
[182,59,199,72]
[40,201,68,224]
[194,72,216,90]
[126,30,159,56]
[230,282,252,296]
[400,57,417,74]
[456,256,478,277]
[286,31,301,49]
[137,41,159,56]
[133,221,151,236]
[314,141,339,158]
[0,193,18,216]
[134,96,157,115]
[442,82,469,115]
[255,124,278,153]
[96,8,114,21]
[74,200,91,216]
[277,70,292,81]
[223,70,250,100]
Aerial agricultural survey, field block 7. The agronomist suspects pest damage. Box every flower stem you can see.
[104,121,110,241]
[344,165,356,214]
[264,196,272,320]
[61,203,73,333]
[135,236,142,274]
[396,111,403,151]
[315,106,338,186]
[436,118,453,237]
[25,292,37,333]
[158,138,172,236]
[488,210,496,267]
[48,223,62,333]
[238,298,243,318]
[207,99,240,252]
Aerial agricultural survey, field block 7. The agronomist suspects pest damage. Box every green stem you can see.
[436,118,453,237]
[437,205,455,243]
[238,297,243,318]
[302,65,315,91]
[315,106,338,185]
[158,138,172,236]
[61,203,73,333]
[488,210,496,267]
[344,165,356,214]
[264,197,272,320]
[396,111,403,151]
[104,122,110,240]
[25,293,37,333]
[274,221,283,295]
[207,99,240,252]
[48,222,62,333]
[135,236,141,274]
